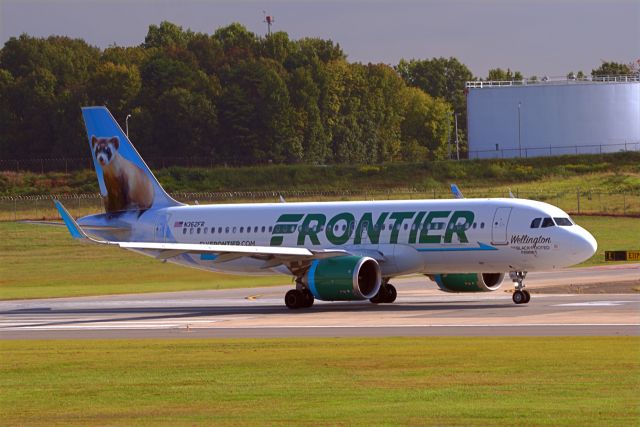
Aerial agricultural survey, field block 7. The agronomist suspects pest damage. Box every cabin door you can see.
[491,207,512,245]
[154,214,169,242]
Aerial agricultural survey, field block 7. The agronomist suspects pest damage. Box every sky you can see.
[1,0,638,78]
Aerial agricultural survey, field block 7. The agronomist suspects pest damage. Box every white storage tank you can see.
[466,77,640,158]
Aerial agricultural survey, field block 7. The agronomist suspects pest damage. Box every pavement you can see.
[1,264,638,339]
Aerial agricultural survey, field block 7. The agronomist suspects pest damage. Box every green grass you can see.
[1,337,638,426]
[0,222,286,300]
[572,216,640,267]
[1,216,638,300]
[2,151,640,196]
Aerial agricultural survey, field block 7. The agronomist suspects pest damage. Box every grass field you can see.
[1,337,638,426]
[3,151,640,195]
[0,221,285,300]
[1,215,638,300]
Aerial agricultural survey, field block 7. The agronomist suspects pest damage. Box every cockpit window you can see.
[554,217,573,226]
[541,217,555,228]
[530,218,541,228]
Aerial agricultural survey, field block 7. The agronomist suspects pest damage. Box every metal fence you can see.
[1,189,638,222]
[2,142,640,172]
[0,157,226,173]
[468,142,640,159]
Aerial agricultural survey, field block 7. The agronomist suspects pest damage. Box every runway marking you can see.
[554,301,637,307]
[3,323,638,331]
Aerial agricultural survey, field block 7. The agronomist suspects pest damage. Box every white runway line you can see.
[554,301,637,307]
[3,323,638,331]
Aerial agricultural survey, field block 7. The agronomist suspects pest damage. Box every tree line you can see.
[0,21,634,165]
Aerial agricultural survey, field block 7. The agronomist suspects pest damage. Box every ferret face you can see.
[91,136,120,167]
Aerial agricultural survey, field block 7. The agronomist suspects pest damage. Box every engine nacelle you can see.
[306,256,382,301]
[433,273,504,293]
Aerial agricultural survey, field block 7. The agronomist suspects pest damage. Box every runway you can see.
[1,265,639,339]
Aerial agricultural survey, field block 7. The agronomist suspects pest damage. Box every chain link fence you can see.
[2,140,639,172]
[1,189,638,221]
[468,142,640,159]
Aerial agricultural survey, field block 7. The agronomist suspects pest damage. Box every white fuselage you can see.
[115,197,597,278]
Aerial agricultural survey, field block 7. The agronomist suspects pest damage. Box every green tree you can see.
[396,57,473,142]
[487,68,523,81]
[400,87,452,161]
[217,59,301,164]
[144,21,193,49]
[88,61,141,118]
[213,23,258,62]
[591,61,633,77]
[0,34,99,158]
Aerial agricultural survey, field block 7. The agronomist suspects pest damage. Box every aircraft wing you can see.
[54,200,348,266]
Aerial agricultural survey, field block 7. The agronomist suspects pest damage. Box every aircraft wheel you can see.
[512,290,526,304]
[302,290,315,308]
[522,289,531,304]
[285,289,303,309]
[369,289,383,304]
[384,284,397,303]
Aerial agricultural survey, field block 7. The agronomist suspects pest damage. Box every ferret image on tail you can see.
[91,135,154,212]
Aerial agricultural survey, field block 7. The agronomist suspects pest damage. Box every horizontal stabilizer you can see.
[53,200,90,240]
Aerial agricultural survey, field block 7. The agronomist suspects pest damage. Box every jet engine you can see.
[305,256,382,301]
[432,273,504,292]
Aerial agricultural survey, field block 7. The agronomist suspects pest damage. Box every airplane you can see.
[54,106,598,309]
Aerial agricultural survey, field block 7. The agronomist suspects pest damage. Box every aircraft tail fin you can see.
[81,106,181,213]
[450,183,464,199]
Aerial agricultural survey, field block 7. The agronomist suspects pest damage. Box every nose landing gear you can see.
[509,271,530,304]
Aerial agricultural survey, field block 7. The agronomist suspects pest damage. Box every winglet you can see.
[54,200,86,239]
[450,184,464,199]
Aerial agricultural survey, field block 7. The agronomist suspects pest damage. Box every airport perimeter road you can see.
[1,265,638,339]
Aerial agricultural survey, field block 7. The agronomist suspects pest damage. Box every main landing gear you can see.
[370,282,397,304]
[285,288,314,309]
[509,271,530,304]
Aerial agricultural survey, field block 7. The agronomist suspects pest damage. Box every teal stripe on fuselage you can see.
[416,242,497,252]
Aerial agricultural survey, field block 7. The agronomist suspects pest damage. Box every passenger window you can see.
[530,218,542,228]
[232,226,237,233]
[204,227,208,234]
[183,228,186,234]
[269,226,273,232]
[225,227,229,233]
[403,224,408,230]
[197,228,201,234]
[472,223,477,229]
[254,226,258,233]
[218,227,222,234]
[541,217,555,228]
[261,226,265,233]
[240,227,244,233]
[211,227,215,234]
[554,217,573,226]
[480,223,485,229]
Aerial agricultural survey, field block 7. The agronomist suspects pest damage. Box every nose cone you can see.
[571,225,598,264]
